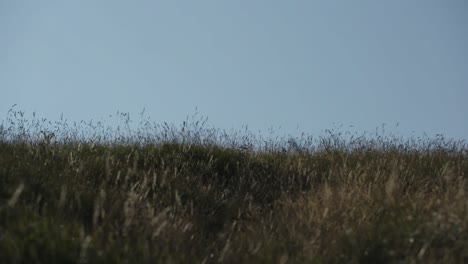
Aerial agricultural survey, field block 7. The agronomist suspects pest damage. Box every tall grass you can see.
[1,108,467,263]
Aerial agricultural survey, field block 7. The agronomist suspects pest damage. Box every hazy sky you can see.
[1,0,467,140]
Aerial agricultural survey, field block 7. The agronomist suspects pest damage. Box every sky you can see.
[1,0,467,140]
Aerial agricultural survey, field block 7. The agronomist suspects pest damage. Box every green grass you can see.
[1,110,467,263]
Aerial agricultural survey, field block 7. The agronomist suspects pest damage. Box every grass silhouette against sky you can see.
[1,109,467,262]
[1,2,468,261]
[1,0,467,139]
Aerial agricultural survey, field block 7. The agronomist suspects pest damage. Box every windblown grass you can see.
[1,109,467,263]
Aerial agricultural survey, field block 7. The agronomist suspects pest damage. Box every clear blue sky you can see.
[1,0,467,140]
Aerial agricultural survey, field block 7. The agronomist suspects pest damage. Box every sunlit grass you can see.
[1,108,467,263]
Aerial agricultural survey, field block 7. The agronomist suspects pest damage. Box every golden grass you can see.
[0,109,467,263]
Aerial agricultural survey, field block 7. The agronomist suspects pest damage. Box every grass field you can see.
[1,110,467,263]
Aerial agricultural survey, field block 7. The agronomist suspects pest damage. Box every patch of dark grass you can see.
[1,109,467,263]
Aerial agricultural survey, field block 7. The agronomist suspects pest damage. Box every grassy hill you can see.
[1,111,467,263]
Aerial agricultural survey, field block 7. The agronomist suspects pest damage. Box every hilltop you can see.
[1,110,467,263]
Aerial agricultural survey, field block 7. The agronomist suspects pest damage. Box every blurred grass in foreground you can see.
[1,109,467,263]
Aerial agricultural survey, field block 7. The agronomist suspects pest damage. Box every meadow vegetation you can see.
[1,109,467,263]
